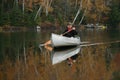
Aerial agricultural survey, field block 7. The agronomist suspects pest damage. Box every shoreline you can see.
[0,24,61,32]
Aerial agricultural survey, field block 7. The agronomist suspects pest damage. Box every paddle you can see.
[61,29,73,36]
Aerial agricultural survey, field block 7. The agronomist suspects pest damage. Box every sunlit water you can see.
[0,29,120,80]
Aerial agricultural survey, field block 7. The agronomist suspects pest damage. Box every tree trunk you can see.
[23,0,25,15]
[72,0,83,24]
[79,7,87,25]
[34,6,42,20]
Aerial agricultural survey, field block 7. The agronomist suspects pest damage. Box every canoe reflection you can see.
[51,46,81,65]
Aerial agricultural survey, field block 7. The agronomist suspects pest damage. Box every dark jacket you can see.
[62,29,78,37]
[70,54,78,60]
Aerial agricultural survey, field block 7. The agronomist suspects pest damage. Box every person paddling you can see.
[44,22,78,46]
[62,22,78,37]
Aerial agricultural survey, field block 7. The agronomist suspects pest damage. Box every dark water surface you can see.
[0,29,120,80]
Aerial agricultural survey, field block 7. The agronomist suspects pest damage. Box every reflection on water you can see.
[51,46,81,65]
[0,29,120,80]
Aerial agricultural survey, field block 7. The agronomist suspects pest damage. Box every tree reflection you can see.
[0,44,119,80]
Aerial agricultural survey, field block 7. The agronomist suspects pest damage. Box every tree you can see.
[84,0,110,24]
[108,0,120,28]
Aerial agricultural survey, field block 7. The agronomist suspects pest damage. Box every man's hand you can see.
[72,27,76,30]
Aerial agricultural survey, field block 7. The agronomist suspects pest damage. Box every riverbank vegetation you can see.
[0,0,120,28]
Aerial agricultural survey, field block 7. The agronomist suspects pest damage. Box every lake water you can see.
[0,29,120,80]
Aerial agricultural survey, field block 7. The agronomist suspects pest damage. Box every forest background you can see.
[0,0,120,28]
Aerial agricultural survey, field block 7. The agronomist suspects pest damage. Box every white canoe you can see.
[51,33,80,47]
[51,46,81,65]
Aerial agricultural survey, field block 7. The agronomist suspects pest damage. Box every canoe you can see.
[51,33,80,47]
[51,46,81,65]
